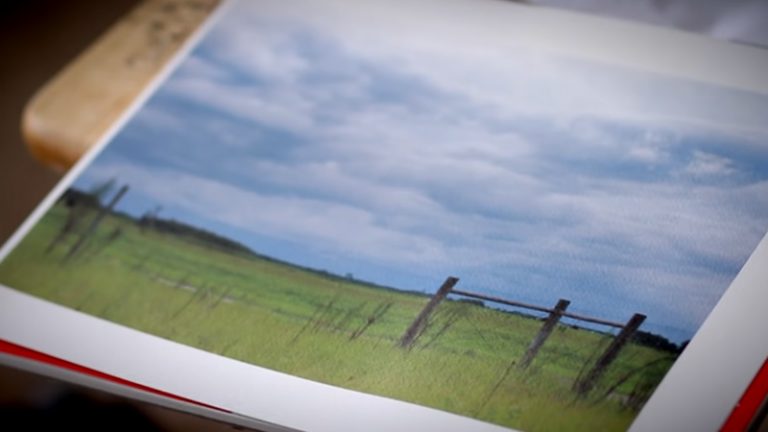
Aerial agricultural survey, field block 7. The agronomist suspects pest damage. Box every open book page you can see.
[1,0,767,431]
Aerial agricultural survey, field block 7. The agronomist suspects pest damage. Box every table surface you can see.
[22,0,220,171]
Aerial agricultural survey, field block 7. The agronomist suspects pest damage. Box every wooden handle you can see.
[22,0,220,171]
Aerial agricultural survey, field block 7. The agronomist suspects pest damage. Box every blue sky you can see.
[74,0,768,343]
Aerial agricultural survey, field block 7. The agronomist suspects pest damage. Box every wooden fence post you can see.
[399,276,459,349]
[519,298,570,369]
[65,185,129,260]
[574,313,646,396]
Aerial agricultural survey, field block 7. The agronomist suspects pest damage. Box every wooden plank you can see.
[22,0,220,171]
[451,289,553,314]
[451,289,625,328]
[560,310,625,329]
[573,313,647,396]
[65,185,129,259]
[519,299,570,369]
[399,277,459,348]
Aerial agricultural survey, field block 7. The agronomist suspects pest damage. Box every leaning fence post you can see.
[574,313,646,396]
[65,185,129,260]
[399,276,459,349]
[519,298,570,369]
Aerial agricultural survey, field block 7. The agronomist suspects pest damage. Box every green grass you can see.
[0,203,674,431]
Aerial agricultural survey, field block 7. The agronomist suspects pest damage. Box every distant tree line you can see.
[59,188,102,209]
[632,330,685,354]
[141,216,255,256]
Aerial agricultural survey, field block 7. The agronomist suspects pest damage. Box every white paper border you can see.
[0,352,293,432]
[1,1,767,431]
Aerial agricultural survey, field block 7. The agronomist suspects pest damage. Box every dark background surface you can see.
[0,0,137,245]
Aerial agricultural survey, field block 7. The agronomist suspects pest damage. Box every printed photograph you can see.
[1,1,768,430]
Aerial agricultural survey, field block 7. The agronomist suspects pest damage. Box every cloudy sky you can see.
[74,0,768,343]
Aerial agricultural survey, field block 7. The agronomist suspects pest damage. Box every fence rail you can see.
[451,289,625,328]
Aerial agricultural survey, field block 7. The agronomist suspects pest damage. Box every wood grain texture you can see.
[22,0,220,171]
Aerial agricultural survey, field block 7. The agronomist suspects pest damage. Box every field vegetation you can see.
[0,193,678,431]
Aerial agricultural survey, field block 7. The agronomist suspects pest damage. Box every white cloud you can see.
[232,0,768,139]
[166,76,316,134]
[684,150,737,177]
[627,145,665,163]
[205,17,310,81]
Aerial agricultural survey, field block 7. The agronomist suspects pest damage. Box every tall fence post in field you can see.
[399,276,459,349]
[65,185,129,260]
[574,313,646,396]
[519,298,570,369]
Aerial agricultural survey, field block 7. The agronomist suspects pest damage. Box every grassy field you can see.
[0,202,674,431]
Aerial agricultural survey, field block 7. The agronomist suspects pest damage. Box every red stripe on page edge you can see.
[721,357,768,432]
[0,338,229,413]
